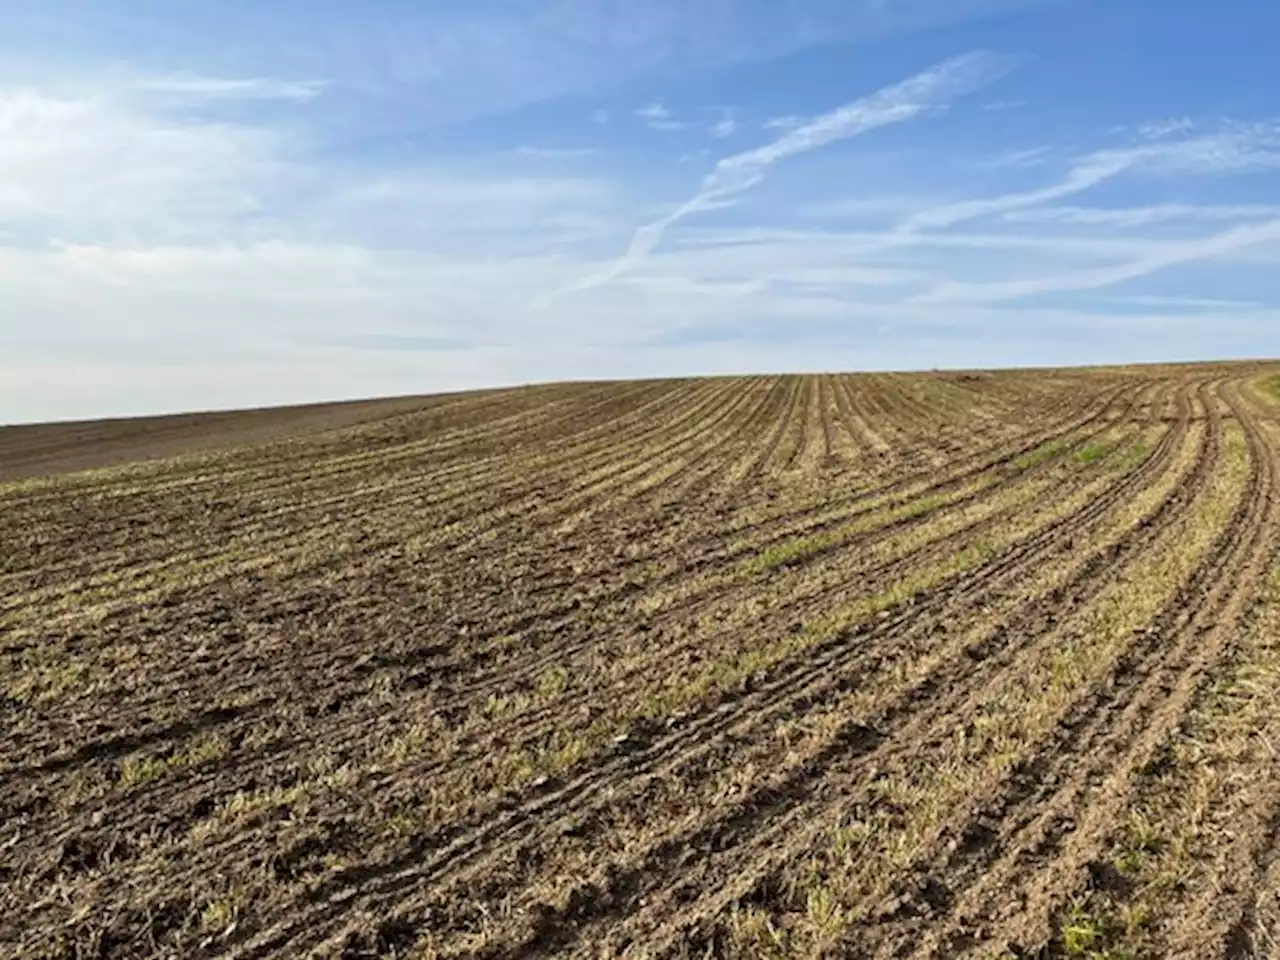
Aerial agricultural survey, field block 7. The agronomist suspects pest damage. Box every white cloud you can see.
[915,218,1280,303]
[763,115,806,130]
[637,101,686,131]
[798,195,932,221]
[133,76,327,101]
[671,225,1163,259]
[0,79,622,256]
[1131,121,1280,175]
[297,173,621,255]
[636,102,672,121]
[8,230,1274,423]
[235,0,1039,126]
[981,145,1053,169]
[1003,204,1280,227]
[897,124,1280,235]
[564,50,1015,294]
[897,152,1138,233]
[1139,116,1194,140]
[711,115,738,138]
[982,99,1026,111]
[515,146,598,159]
[318,175,610,214]
[4,207,1277,424]
[1118,295,1262,310]
[0,89,289,243]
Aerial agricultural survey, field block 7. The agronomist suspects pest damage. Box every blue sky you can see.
[1,0,1278,422]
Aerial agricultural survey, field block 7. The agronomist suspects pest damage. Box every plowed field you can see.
[4,364,1280,959]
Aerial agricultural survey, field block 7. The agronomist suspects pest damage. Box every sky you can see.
[1,0,1278,423]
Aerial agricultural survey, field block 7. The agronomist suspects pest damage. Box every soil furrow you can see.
[10,365,1280,960]
[220,382,1199,956]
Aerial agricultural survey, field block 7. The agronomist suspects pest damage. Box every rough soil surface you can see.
[2,364,1279,959]
[0,393,473,483]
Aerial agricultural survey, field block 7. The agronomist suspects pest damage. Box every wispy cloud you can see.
[1003,203,1280,227]
[915,217,1280,303]
[711,111,738,138]
[669,225,1162,259]
[1139,116,1194,140]
[1139,121,1280,174]
[981,145,1053,169]
[305,174,617,254]
[1118,295,1263,310]
[898,152,1134,233]
[239,0,1041,127]
[898,124,1280,235]
[636,102,672,122]
[798,195,931,221]
[134,75,327,101]
[7,2,1280,424]
[982,99,1026,111]
[0,88,288,243]
[565,50,1015,294]
[637,101,686,131]
[515,146,598,159]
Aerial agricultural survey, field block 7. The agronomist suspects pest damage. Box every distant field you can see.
[0,393,479,483]
[3,363,1279,959]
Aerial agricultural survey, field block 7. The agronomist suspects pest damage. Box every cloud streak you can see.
[981,145,1053,169]
[896,124,1280,236]
[1003,203,1280,227]
[1139,117,1194,140]
[563,50,1014,295]
[637,102,686,131]
[711,112,738,138]
[897,152,1138,233]
[914,217,1280,303]
[134,76,328,101]
[982,99,1026,111]
[515,146,598,159]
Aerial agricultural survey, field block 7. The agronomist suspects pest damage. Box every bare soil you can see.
[2,363,1279,959]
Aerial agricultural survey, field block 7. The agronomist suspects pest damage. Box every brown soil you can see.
[2,363,1279,959]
